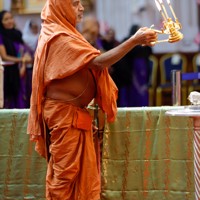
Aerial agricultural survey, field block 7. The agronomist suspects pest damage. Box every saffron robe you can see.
[27,0,118,160]
[43,99,100,200]
[27,0,118,199]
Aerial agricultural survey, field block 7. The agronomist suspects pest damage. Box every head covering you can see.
[41,0,76,28]
[22,19,40,52]
[28,0,118,158]
[81,15,100,47]
[0,10,24,56]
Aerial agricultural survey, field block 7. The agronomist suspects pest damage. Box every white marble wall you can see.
[96,0,199,53]
[2,0,11,11]
[2,0,41,32]
[14,14,41,33]
[2,0,199,53]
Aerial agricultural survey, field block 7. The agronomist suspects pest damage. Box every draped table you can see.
[0,107,195,200]
[0,109,46,200]
[0,61,15,108]
[166,106,200,200]
[101,106,194,200]
[0,65,3,108]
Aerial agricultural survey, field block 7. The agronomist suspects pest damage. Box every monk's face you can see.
[71,0,84,24]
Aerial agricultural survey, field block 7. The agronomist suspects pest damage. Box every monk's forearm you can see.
[90,36,138,70]
[88,28,157,70]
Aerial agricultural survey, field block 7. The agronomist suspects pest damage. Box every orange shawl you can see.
[27,0,118,158]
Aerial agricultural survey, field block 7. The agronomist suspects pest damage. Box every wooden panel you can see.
[24,0,46,13]
[0,1,3,10]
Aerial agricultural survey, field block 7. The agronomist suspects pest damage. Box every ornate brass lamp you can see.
[151,0,184,45]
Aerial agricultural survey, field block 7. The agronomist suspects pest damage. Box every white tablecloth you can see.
[0,65,3,108]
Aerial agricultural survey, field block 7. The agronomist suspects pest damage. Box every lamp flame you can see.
[155,0,167,21]
[151,0,184,45]
[166,0,177,20]
[155,0,161,11]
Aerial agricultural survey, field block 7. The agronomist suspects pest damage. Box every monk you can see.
[27,0,157,199]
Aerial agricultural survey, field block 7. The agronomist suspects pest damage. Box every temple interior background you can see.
[1,0,200,107]
[0,1,200,200]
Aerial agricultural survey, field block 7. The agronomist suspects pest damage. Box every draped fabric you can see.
[0,107,195,199]
[43,99,100,200]
[101,107,194,200]
[0,109,46,200]
[0,65,3,108]
[27,0,118,158]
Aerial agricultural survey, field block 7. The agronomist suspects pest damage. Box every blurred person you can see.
[117,24,153,107]
[81,15,104,51]
[22,19,40,107]
[27,0,157,199]
[101,27,120,51]
[23,19,40,54]
[101,27,122,84]
[0,10,32,108]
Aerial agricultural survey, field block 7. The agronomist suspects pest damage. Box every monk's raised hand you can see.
[132,27,158,47]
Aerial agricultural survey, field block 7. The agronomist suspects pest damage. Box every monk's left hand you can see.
[92,124,98,135]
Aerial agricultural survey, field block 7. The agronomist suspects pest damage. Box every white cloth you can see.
[22,20,39,52]
[0,58,3,108]
[188,91,200,105]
